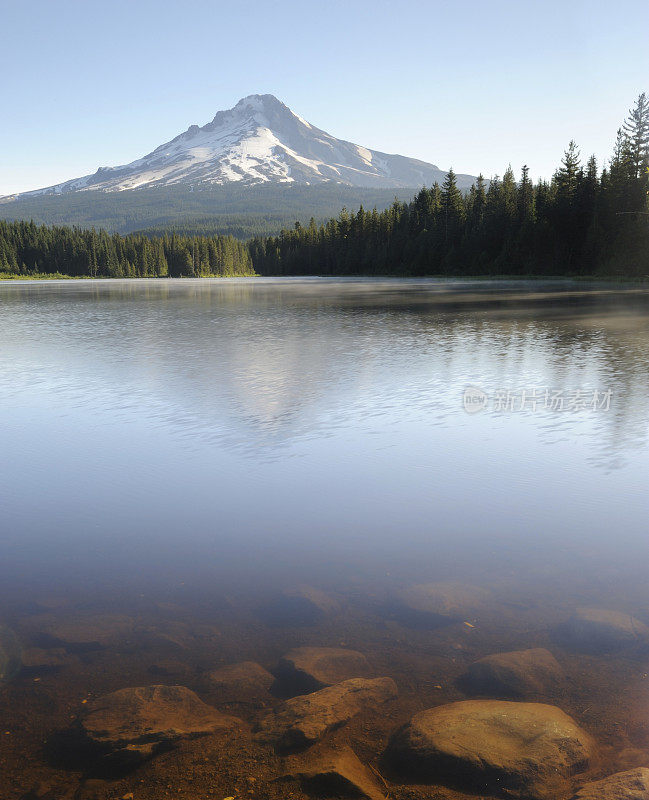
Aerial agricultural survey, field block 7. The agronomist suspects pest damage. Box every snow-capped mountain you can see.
[20,95,475,195]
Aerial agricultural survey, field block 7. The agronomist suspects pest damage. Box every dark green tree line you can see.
[0,222,255,277]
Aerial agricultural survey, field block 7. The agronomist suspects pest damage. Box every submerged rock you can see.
[285,744,386,800]
[32,614,135,652]
[76,684,242,771]
[386,699,595,800]
[276,647,372,692]
[206,660,275,703]
[459,648,566,698]
[21,647,75,672]
[391,582,489,628]
[0,624,22,683]
[257,677,397,751]
[571,767,649,799]
[558,607,649,653]
[258,586,341,627]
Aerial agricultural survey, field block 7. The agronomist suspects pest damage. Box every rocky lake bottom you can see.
[1,575,649,800]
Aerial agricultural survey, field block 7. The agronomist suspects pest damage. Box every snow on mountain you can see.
[18,94,475,195]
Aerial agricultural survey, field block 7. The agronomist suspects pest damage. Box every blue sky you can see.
[2,0,648,194]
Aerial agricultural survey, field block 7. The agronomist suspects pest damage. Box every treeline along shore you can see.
[0,224,256,279]
[2,94,648,280]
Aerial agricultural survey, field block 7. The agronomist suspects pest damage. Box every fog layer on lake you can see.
[0,278,647,607]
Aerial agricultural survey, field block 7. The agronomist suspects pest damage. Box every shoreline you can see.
[2,273,649,287]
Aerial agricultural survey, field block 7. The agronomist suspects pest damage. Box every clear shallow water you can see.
[0,278,648,600]
[2,278,649,799]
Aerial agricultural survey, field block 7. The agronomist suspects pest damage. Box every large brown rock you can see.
[391,582,489,628]
[571,768,649,799]
[276,647,371,692]
[77,685,242,770]
[460,648,566,698]
[284,745,386,800]
[386,700,595,800]
[559,608,649,653]
[257,677,397,751]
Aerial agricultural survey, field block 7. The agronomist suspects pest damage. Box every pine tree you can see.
[622,93,649,178]
[518,165,535,224]
[470,175,487,228]
[441,168,465,244]
[555,140,582,201]
[581,155,599,211]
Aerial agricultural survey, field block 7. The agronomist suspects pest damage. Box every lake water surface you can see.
[1,278,648,799]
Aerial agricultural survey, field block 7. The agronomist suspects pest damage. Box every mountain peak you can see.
[234,93,284,108]
[221,93,284,118]
[16,96,477,196]
[208,93,292,129]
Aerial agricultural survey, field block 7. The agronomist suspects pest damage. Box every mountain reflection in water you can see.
[0,278,647,597]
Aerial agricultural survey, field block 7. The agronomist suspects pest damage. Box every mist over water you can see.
[0,278,647,605]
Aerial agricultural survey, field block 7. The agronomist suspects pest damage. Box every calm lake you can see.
[1,278,648,799]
